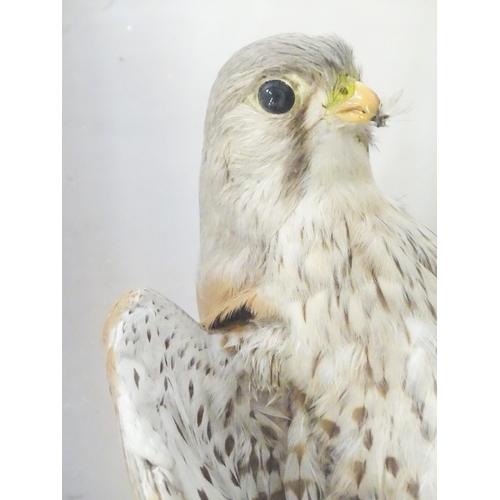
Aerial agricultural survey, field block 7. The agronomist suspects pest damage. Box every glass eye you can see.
[257,80,295,114]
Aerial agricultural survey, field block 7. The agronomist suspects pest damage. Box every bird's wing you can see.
[104,289,289,500]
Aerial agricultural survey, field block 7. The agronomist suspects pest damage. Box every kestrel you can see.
[104,33,436,500]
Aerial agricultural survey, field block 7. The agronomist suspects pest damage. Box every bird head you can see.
[197,34,388,321]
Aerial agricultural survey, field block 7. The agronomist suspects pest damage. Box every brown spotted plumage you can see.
[104,33,436,500]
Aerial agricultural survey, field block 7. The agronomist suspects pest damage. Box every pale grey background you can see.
[62,1,436,498]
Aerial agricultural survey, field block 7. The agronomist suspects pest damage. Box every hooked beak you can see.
[326,81,382,124]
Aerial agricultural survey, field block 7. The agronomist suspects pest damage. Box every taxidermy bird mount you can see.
[104,33,436,500]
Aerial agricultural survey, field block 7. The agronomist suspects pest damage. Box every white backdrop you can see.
[62,1,435,498]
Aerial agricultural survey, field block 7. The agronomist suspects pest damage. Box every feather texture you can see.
[105,33,436,500]
[105,289,294,500]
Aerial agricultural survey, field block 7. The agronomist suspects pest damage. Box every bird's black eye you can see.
[258,80,295,114]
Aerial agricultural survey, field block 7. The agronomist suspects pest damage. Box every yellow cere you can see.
[327,74,357,109]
